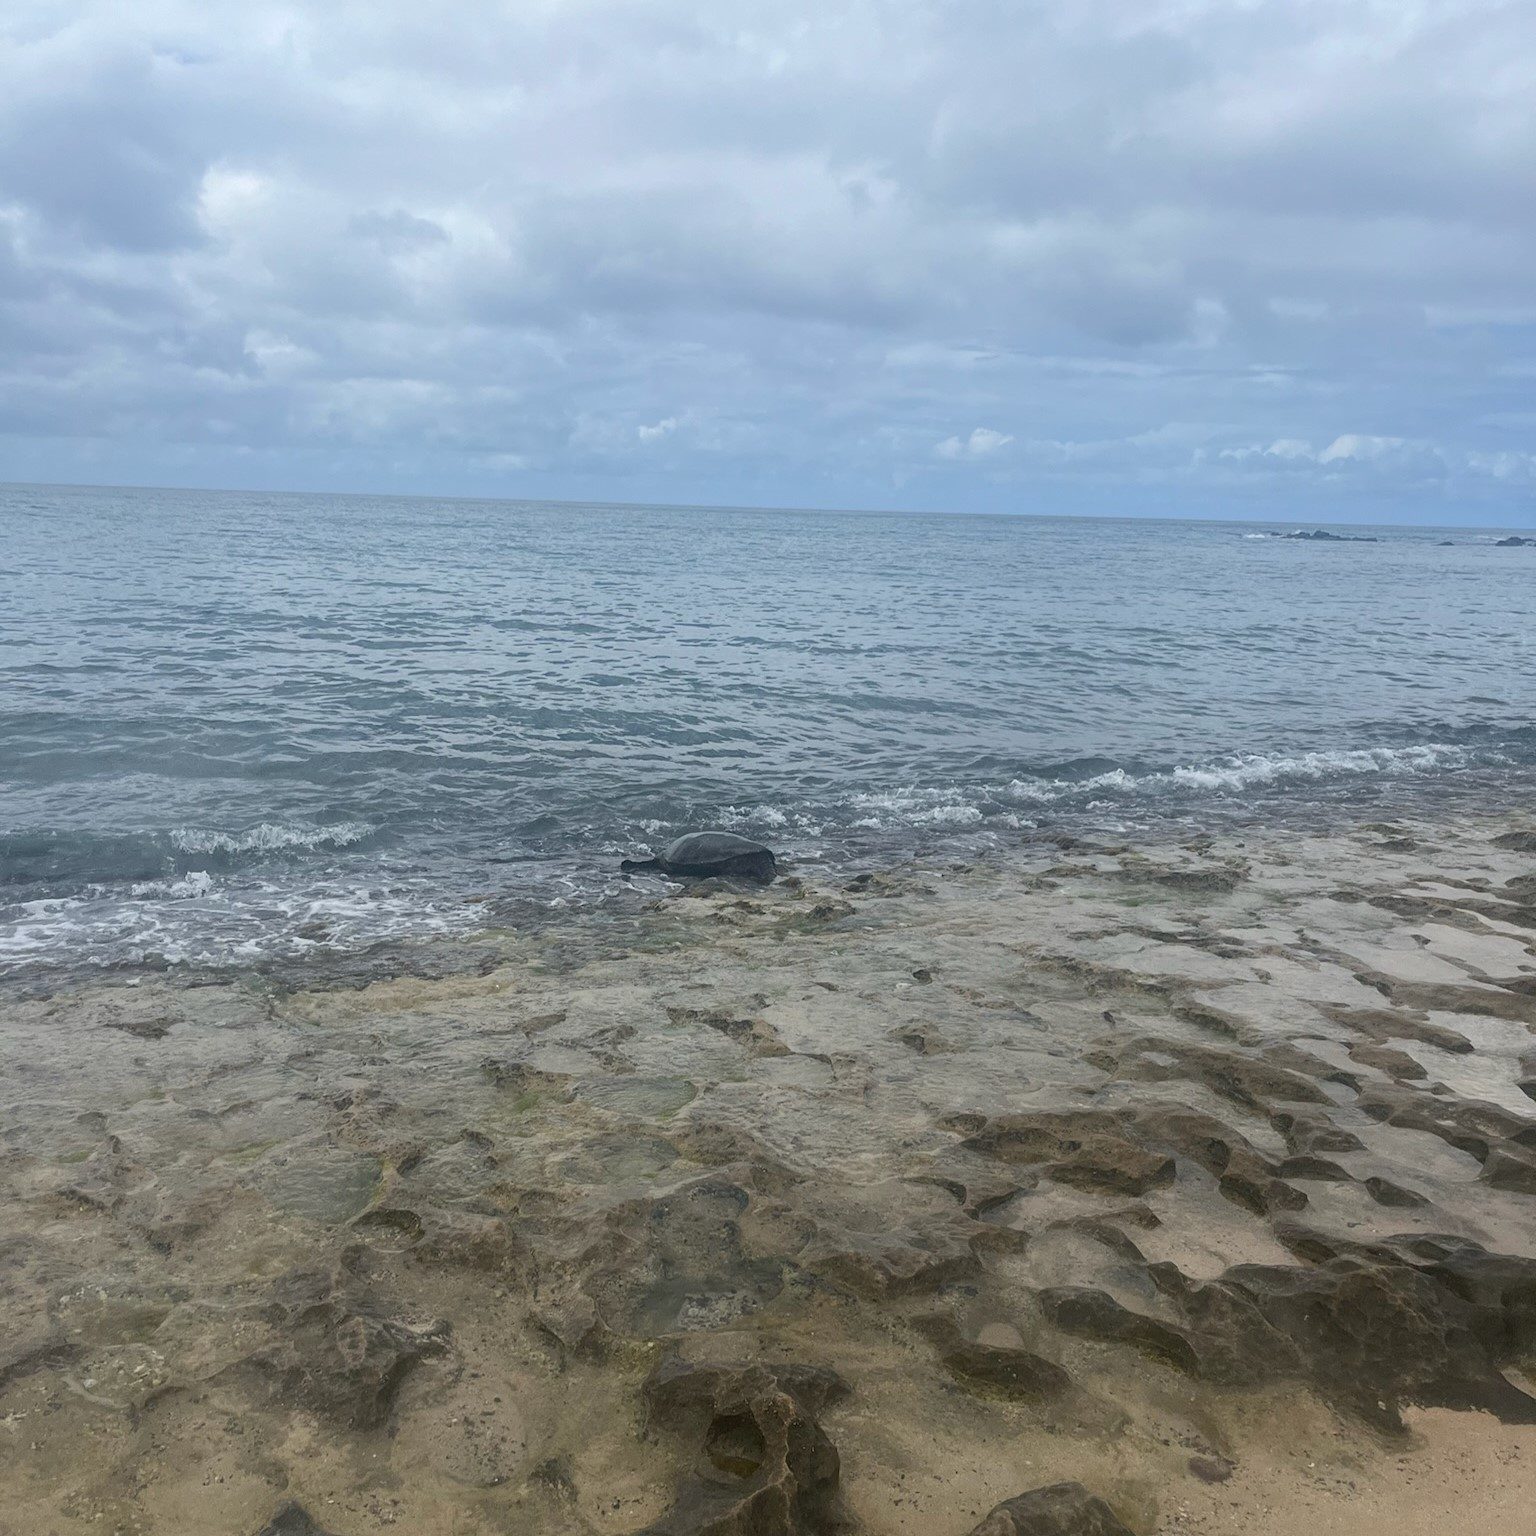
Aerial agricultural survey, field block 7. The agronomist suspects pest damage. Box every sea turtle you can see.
[621,831,778,884]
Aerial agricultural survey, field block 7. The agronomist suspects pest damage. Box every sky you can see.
[1,1,1534,523]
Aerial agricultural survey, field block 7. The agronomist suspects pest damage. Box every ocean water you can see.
[3,482,1533,977]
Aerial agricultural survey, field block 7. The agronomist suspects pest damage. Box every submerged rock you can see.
[914,1315,1072,1402]
[966,1481,1133,1535]
[255,1506,337,1536]
[1364,1175,1429,1209]
[240,1268,449,1430]
[1040,1228,1536,1433]
[638,1356,851,1535]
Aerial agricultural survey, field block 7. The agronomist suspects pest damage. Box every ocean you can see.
[2,481,1532,978]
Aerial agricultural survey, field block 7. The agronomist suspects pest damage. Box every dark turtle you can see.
[621,831,777,884]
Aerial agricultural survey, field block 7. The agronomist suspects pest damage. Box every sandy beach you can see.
[3,812,1535,1535]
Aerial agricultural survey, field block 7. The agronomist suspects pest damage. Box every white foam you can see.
[1003,742,1473,805]
[170,821,375,855]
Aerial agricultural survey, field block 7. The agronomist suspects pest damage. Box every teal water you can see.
[3,482,1533,974]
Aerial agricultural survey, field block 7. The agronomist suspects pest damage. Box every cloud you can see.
[0,1,1531,520]
[1318,434,1411,464]
[936,427,1014,460]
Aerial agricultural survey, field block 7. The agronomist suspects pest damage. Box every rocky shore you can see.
[3,815,1535,1534]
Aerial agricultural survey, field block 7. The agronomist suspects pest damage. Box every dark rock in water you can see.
[1347,1042,1428,1081]
[1494,535,1536,547]
[623,831,777,885]
[1278,529,1379,543]
[966,1481,1133,1535]
[1188,1455,1235,1484]
[958,1109,1175,1197]
[637,1356,850,1535]
[1039,1227,1536,1434]
[1493,828,1536,853]
[1355,1080,1536,1163]
[913,1315,1072,1402]
[255,1506,336,1536]
[1482,1144,1536,1194]
[1038,1286,1203,1375]
[240,1268,449,1429]
[1364,1175,1429,1209]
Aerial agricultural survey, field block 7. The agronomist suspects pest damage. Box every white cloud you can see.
[936,426,1014,460]
[0,1,1531,517]
[1318,433,1411,464]
[638,416,679,443]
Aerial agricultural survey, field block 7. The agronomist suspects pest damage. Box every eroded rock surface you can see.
[4,813,1536,1534]
[638,1357,852,1535]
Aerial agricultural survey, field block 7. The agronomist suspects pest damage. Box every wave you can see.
[660,740,1508,849]
[1001,742,1477,804]
[169,821,376,855]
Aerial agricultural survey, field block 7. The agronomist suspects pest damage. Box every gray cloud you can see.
[0,1,1533,520]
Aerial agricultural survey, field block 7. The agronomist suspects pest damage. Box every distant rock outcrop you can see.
[1278,529,1379,543]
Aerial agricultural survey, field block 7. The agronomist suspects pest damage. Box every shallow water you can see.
[3,482,1533,974]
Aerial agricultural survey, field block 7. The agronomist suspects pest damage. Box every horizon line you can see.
[2,476,1532,534]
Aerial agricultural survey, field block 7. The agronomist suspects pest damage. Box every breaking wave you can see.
[1002,742,1476,804]
[170,821,376,856]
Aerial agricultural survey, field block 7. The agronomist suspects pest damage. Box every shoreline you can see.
[2,810,1535,1533]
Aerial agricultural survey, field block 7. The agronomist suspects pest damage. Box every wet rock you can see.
[1042,1229,1536,1433]
[1317,1003,1473,1056]
[1140,863,1247,895]
[1366,975,1536,1026]
[1037,1287,1201,1375]
[1347,1042,1428,1081]
[104,1013,172,1040]
[966,1481,1134,1535]
[1364,1176,1429,1209]
[913,1315,1072,1402]
[1492,829,1536,853]
[1216,1149,1308,1216]
[0,1333,78,1392]
[530,1290,608,1358]
[668,1006,790,1059]
[1188,1456,1234,1484]
[1050,1139,1175,1198]
[1275,1155,1352,1181]
[255,1505,337,1536]
[1101,1037,1331,1109]
[799,1212,988,1299]
[1357,1082,1536,1163]
[959,1110,1175,1197]
[1482,1145,1536,1195]
[911,1163,1033,1218]
[638,1356,851,1535]
[244,1268,449,1429]
[480,1060,576,1102]
[581,1177,788,1335]
[889,1024,954,1055]
[1127,1104,1307,1213]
